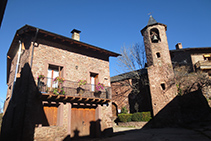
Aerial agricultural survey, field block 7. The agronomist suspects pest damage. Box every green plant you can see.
[176,84,182,96]
[78,80,87,86]
[121,106,128,114]
[53,77,65,84]
[141,112,151,121]
[53,88,65,95]
[131,112,152,122]
[131,112,142,121]
[37,74,45,80]
[118,114,132,122]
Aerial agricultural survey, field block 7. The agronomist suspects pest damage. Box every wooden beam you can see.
[56,95,60,100]
[96,99,101,102]
[63,96,68,100]
[91,98,95,102]
[47,95,52,99]
[84,98,89,102]
[7,56,11,59]
[70,97,75,101]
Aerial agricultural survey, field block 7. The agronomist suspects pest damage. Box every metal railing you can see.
[37,77,111,99]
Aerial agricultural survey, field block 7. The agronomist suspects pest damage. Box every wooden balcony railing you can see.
[37,77,111,99]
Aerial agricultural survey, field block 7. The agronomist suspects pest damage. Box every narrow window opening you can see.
[90,72,99,92]
[161,83,166,91]
[203,54,211,61]
[156,52,161,58]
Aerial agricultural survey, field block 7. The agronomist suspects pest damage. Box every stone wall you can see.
[117,121,147,128]
[142,24,177,116]
[32,38,111,87]
[111,79,132,112]
[100,103,113,130]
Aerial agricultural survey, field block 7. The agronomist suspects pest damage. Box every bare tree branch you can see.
[116,43,147,95]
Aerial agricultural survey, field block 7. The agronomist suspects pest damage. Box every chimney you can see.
[71,29,81,41]
[175,43,182,50]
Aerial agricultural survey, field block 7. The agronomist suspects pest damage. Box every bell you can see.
[152,35,158,42]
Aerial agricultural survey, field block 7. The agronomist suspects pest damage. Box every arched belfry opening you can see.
[150,28,161,43]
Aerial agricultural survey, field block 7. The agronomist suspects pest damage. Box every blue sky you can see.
[0,0,211,109]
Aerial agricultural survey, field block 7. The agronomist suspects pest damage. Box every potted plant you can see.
[37,74,45,80]
[77,80,87,96]
[53,88,65,95]
[78,80,87,87]
[94,82,104,98]
[37,74,45,92]
[96,82,104,92]
[53,76,65,88]
[53,76,65,84]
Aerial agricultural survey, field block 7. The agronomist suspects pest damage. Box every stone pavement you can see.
[91,120,211,141]
[73,121,211,141]
[98,127,211,141]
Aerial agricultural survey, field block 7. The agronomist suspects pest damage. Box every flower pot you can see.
[77,87,85,96]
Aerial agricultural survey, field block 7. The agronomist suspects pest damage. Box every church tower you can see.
[141,16,177,116]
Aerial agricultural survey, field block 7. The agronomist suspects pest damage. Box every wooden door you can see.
[71,108,95,138]
[43,106,58,126]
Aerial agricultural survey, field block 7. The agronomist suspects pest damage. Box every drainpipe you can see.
[30,28,39,67]
[11,40,22,98]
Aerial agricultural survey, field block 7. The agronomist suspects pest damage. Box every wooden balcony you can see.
[195,61,211,70]
[37,78,111,104]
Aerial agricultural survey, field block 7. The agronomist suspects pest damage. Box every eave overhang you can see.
[8,25,120,57]
[41,93,111,105]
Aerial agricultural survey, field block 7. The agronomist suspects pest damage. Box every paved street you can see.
[99,127,211,141]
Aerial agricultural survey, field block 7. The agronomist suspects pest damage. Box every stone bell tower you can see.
[141,16,177,116]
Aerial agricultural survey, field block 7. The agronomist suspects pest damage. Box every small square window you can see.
[156,52,161,58]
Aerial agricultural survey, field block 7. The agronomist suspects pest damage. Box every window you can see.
[203,54,211,61]
[156,52,161,58]
[47,64,63,89]
[90,73,98,91]
[161,83,166,91]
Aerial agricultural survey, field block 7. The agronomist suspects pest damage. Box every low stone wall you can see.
[34,126,68,141]
[117,121,147,128]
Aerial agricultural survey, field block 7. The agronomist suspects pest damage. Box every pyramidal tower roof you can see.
[147,15,157,26]
[141,15,167,35]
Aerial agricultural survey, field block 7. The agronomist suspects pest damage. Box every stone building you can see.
[1,25,119,140]
[111,16,211,117]
[171,43,211,73]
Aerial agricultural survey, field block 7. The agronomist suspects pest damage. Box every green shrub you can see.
[141,112,151,121]
[121,106,128,114]
[118,114,132,122]
[131,112,151,122]
[131,112,142,121]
